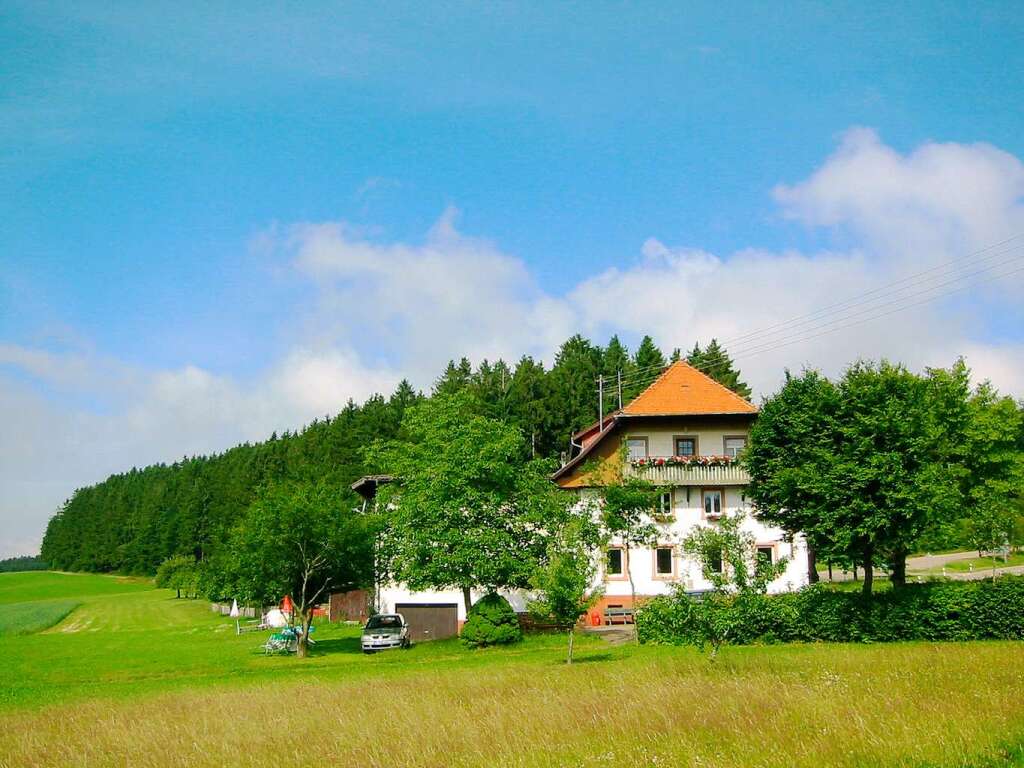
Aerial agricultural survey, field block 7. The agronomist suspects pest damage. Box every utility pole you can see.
[617,369,622,410]
[598,375,604,432]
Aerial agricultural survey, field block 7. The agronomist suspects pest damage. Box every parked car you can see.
[361,613,410,653]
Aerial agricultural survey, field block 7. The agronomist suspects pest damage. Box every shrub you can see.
[461,593,523,647]
[637,576,1024,647]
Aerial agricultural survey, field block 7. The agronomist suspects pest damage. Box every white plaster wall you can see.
[377,584,529,622]
[596,486,808,596]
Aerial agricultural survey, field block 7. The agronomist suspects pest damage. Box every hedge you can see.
[636,577,1024,646]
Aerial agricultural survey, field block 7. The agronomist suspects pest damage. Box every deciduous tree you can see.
[373,392,571,614]
[225,482,371,658]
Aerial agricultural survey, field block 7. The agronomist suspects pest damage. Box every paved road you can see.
[821,550,1021,583]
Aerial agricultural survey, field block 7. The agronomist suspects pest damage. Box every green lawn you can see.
[1,572,1024,767]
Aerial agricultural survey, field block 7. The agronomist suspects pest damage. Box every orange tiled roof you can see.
[621,361,756,416]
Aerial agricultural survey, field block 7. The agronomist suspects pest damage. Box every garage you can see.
[395,603,459,642]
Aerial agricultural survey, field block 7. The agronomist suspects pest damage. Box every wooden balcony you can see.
[624,459,750,486]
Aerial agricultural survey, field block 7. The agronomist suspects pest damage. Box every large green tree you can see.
[372,392,571,613]
[223,482,372,657]
[746,361,971,595]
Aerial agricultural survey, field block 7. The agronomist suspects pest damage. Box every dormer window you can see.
[674,436,697,456]
[626,437,648,460]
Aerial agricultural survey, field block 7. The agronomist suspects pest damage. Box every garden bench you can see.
[603,607,634,625]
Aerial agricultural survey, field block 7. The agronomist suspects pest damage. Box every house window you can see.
[655,546,673,576]
[724,436,747,458]
[674,436,697,456]
[703,489,723,517]
[756,546,774,568]
[657,491,673,518]
[606,548,624,577]
[708,547,724,574]
[626,437,648,460]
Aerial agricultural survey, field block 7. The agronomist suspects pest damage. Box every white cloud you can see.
[4,129,1024,557]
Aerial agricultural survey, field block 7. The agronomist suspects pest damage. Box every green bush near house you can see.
[637,577,1024,647]
[460,593,523,648]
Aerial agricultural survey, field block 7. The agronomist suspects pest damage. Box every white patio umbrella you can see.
[230,599,240,634]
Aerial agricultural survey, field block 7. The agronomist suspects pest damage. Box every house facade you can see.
[551,361,809,619]
[352,361,808,639]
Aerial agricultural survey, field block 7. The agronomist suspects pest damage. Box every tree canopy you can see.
[372,392,574,612]
[219,482,371,656]
[746,360,973,594]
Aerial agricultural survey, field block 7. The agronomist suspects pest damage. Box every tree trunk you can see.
[861,542,874,597]
[627,553,640,645]
[462,586,473,617]
[889,547,907,588]
[828,561,833,581]
[296,611,312,659]
[567,626,575,665]
[806,544,819,584]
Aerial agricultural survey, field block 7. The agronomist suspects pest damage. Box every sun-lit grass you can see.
[0,599,80,635]
[2,572,1024,767]
[0,571,150,604]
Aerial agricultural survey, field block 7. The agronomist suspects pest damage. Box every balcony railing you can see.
[624,457,750,486]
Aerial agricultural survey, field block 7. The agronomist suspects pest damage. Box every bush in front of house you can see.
[636,576,1024,647]
[461,593,523,647]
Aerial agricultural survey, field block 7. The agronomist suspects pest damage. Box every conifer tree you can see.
[545,335,602,453]
[601,335,633,411]
[433,358,473,397]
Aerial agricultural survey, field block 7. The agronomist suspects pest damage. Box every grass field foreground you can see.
[2,572,1024,767]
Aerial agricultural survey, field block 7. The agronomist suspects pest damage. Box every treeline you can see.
[42,335,747,574]
[0,556,49,573]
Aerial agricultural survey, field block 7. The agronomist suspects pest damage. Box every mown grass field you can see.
[1,572,1023,767]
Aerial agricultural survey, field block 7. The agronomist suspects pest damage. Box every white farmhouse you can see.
[352,361,809,640]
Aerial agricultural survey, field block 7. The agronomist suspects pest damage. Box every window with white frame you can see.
[626,437,648,460]
[655,546,673,576]
[657,491,673,517]
[756,546,774,568]
[724,436,747,458]
[703,489,723,517]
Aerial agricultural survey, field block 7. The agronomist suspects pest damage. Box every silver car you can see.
[361,613,410,653]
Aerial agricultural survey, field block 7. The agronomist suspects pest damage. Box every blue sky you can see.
[2,3,1024,555]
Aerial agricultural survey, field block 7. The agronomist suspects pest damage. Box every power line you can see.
[596,238,1024,402]
[718,233,1024,348]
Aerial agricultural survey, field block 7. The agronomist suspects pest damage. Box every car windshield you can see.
[366,615,402,630]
